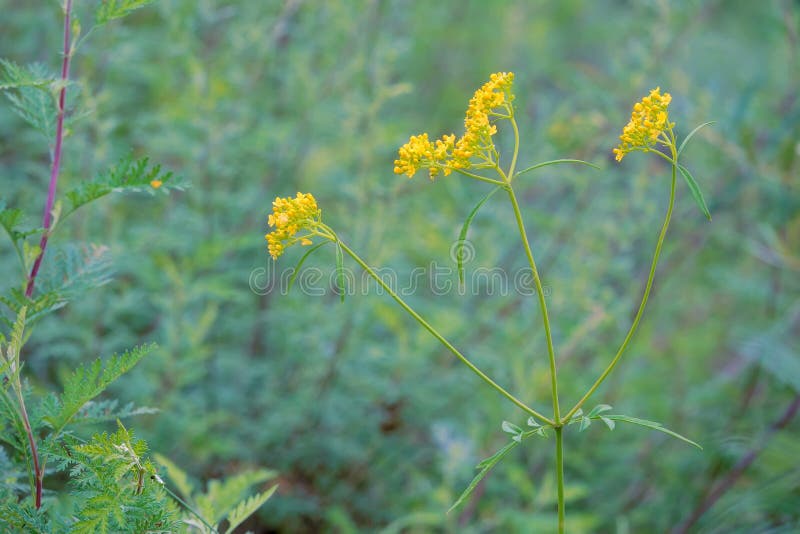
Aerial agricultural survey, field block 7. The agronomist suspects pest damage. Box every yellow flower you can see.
[393,72,515,178]
[150,179,163,189]
[393,133,456,179]
[265,192,321,259]
[452,71,514,169]
[613,87,674,162]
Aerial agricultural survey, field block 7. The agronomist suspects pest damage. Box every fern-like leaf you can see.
[95,0,156,24]
[0,59,54,91]
[64,155,185,217]
[37,243,114,299]
[2,63,58,141]
[195,469,277,526]
[44,344,155,438]
[224,485,278,534]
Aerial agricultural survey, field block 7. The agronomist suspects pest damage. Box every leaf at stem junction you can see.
[677,121,715,157]
[604,414,702,449]
[448,440,519,514]
[456,186,501,287]
[287,242,328,292]
[677,164,712,221]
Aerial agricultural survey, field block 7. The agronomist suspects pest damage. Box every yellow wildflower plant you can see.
[393,72,515,179]
[613,87,674,161]
[265,192,323,259]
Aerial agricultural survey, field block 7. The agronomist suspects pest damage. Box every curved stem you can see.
[337,240,554,426]
[505,185,561,424]
[555,427,565,534]
[507,107,521,179]
[564,149,678,423]
[514,159,600,180]
[25,0,73,298]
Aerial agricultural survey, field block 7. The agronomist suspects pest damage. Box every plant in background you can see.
[268,73,713,532]
[0,1,274,532]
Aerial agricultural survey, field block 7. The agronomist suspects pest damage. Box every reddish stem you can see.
[25,0,73,299]
[20,0,73,510]
[16,390,43,508]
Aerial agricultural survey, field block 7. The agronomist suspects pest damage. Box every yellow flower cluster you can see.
[265,192,320,259]
[452,71,514,169]
[393,72,515,179]
[613,87,674,162]
[393,133,455,179]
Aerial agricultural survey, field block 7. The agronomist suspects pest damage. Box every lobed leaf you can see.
[44,344,155,438]
[95,0,156,24]
[0,59,55,91]
[63,155,185,218]
[224,485,278,534]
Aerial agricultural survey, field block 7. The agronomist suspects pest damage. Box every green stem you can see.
[555,426,565,534]
[449,167,505,186]
[507,107,521,179]
[514,159,600,180]
[564,147,678,422]
[162,485,218,533]
[503,116,561,425]
[505,186,561,423]
[337,241,554,426]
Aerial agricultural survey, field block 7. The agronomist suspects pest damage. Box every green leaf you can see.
[604,414,702,449]
[44,344,155,438]
[579,417,591,432]
[677,164,712,221]
[0,59,54,91]
[4,66,58,140]
[37,243,113,299]
[95,0,156,24]
[600,417,615,431]
[287,242,328,292]
[526,416,541,428]
[63,155,185,217]
[587,404,612,418]
[335,240,345,303]
[448,440,519,513]
[678,121,715,157]
[224,484,278,534]
[514,158,599,179]
[194,469,277,526]
[456,186,501,286]
[501,420,523,435]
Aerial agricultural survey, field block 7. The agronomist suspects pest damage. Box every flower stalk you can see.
[269,75,707,534]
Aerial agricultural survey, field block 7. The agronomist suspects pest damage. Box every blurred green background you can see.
[2,0,799,532]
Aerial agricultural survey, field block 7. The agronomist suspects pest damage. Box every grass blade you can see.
[448,440,519,514]
[678,121,715,157]
[335,240,345,303]
[678,164,712,221]
[457,186,501,286]
[287,242,328,292]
